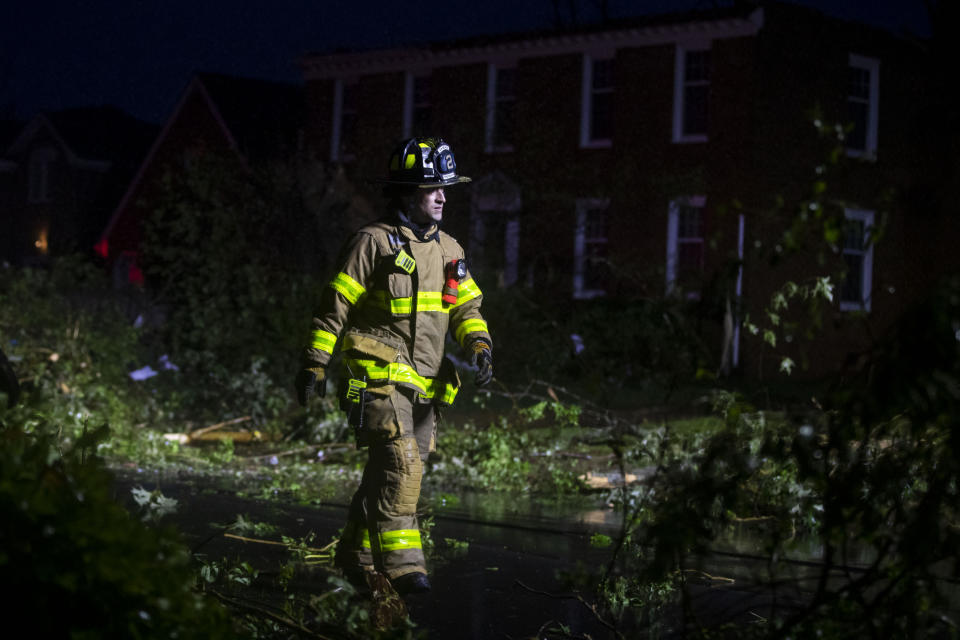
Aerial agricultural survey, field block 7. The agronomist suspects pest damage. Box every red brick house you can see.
[298,2,950,379]
[98,72,303,285]
[0,107,155,265]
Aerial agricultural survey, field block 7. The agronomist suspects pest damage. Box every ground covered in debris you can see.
[113,469,802,640]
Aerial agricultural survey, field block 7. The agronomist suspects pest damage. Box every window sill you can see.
[579,139,612,150]
[672,134,708,144]
[573,289,606,300]
[839,301,871,313]
[844,148,877,162]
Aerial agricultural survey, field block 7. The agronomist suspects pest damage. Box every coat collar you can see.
[396,210,439,242]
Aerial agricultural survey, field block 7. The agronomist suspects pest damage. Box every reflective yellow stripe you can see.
[345,358,458,405]
[456,318,489,344]
[311,329,337,354]
[361,529,371,550]
[379,529,422,552]
[440,383,458,405]
[346,359,431,395]
[416,291,446,312]
[452,278,482,308]
[330,272,365,305]
[368,291,448,315]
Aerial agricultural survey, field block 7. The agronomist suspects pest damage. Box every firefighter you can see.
[294,137,493,596]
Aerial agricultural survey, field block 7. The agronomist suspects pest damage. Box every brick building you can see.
[298,2,950,379]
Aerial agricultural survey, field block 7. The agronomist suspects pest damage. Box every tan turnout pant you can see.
[335,387,436,580]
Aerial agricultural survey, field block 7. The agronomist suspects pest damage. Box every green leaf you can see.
[779,357,795,375]
[591,533,613,548]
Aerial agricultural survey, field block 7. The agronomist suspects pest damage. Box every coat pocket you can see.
[386,272,414,317]
[342,331,401,362]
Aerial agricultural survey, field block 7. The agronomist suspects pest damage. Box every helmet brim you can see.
[375,175,472,188]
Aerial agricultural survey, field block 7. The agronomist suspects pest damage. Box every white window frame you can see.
[573,197,609,299]
[330,77,357,162]
[666,195,706,298]
[839,208,875,312]
[485,63,517,153]
[579,53,614,149]
[672,43,711,144]
[846,53,880,160]
[402,72,431,139]
[28,147,56,203]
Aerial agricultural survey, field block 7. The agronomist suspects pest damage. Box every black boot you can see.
[392,571,431,596]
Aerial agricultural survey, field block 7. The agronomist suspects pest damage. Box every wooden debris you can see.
[578,467,656,489]
[163,416,264,444]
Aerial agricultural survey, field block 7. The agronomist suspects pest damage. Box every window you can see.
[471,210,521,287]
[580,55,614,148]
[673,45,710,143]
[840,208,874,311]
[403,73,431,138]
[28,148,56,203]
[666,196,706,297]
[485,64,517,152]
[573,198,609,299]
[846,54,880,159]
[471,171,523,287]
[330,78,358,162]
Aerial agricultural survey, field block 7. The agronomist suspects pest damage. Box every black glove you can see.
[295,366,326,406]
[470,341,493,387]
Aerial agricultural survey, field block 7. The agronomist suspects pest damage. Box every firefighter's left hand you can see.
[470,341,493,387]
[295,366,327,405]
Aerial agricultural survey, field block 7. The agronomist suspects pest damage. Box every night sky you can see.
[2,0,931,125]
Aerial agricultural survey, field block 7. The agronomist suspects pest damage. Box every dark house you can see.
[98,72,304,285]
[298,2,951,379]
[0,107,155,265]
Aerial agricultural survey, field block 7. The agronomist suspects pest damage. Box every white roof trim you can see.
[7,114,115,171]
[8,115,81,166]
[302,8,763,78]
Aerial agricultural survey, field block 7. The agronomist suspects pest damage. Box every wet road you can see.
[114,473,625,639]
[114,471,833,639]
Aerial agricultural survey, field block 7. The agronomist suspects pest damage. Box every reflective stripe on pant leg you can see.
[365,390,426,579]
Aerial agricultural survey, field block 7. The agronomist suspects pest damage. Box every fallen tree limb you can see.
[207,588,334,639]
[191,416,253,438]
[223,532,337,555]
[238,443,354,461]
[514,579,626,640]
[163,416,260,444]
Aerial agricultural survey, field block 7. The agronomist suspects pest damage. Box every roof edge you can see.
[302,7,763,78]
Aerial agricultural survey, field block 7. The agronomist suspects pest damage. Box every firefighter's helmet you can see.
[379,137,471,188]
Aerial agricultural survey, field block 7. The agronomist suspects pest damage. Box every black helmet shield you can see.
[380,137,471,187]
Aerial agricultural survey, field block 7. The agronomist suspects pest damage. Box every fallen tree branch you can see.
[190,416,252,439]
[207,588,334,639]
[682,569,736,585]
[223,532,336,555]
[238,443,354,461]
[514,579,626,640]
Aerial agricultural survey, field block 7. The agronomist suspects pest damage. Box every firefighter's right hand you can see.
[470,341,493,387]
[295,366,327,405]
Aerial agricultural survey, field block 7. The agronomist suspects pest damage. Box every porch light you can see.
[35,228,49,254]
